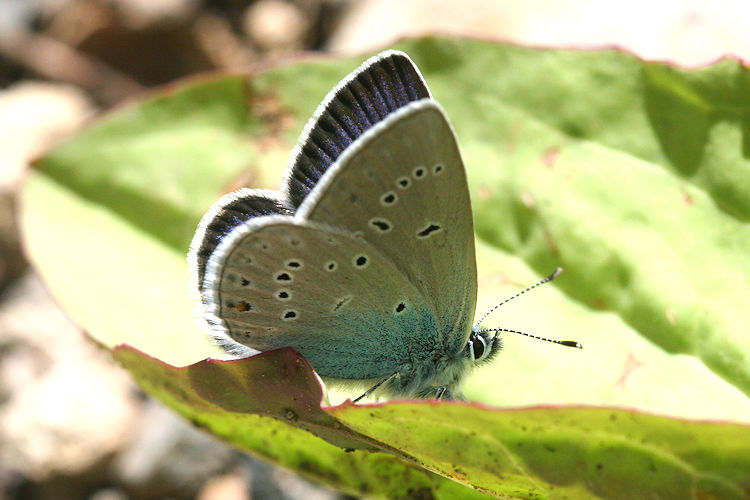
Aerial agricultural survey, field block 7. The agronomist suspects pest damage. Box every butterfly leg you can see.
[419,386,467,400]
[353,372,399,403]
[417,386,450,399]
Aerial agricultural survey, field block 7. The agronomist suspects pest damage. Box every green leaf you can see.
[20,37,750,498]
[115,346,750,499]
[114,346,494,499]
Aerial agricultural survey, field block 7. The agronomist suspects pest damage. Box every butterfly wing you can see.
[190,189,289,292]
[285,50,431,209]
[295,100,477,352]
[201,215,437,379]
[192,51,476,383]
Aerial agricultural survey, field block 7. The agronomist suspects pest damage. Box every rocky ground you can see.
[0,1,747,499]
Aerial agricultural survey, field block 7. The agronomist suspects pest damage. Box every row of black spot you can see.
[228,296,409,323]
[368,163,446,236]
[225,253,372,322]
[379,162,445,209]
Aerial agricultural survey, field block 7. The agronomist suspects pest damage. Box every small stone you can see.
[197,469,249,500]
[113,0,198,29]
[0,273,140,480]
[242,0,308,51]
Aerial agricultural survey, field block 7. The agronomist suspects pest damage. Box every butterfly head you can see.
[381,329,501,400]
[466,328,502,365]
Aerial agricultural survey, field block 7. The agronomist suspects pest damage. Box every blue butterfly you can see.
[189,51,579,401]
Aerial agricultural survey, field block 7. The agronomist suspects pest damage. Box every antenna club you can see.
[550,267,563,280]
[475,328,582,350]
[560,340,583,349]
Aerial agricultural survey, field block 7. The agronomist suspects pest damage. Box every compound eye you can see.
[469,333,487,361]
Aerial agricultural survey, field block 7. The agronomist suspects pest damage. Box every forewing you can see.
[296,100,477,349]
[202,217,438,379]
[286,50,430,209]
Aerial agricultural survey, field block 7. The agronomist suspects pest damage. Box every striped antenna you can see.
[473,327,582,349]
[473,267,563,328]
[473,267,582,349]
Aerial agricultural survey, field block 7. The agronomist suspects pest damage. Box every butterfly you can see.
[189,50,579,401]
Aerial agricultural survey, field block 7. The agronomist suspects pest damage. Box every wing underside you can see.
[203,218,438,379]
[192,52,477,380]
[299,101,477,351]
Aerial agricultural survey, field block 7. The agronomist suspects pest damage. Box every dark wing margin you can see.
[190,190,290,290]
[285,50,431,209]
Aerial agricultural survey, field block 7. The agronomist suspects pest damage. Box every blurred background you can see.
[1,0,748,498]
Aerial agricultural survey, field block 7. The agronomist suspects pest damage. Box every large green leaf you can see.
[114,346,750,499]
[20,37,750,498]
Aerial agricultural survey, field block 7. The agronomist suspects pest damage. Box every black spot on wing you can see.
[287,53,430,208]
[417,223,441,238]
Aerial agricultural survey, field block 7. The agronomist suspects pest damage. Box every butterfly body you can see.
[190,51,500,400]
